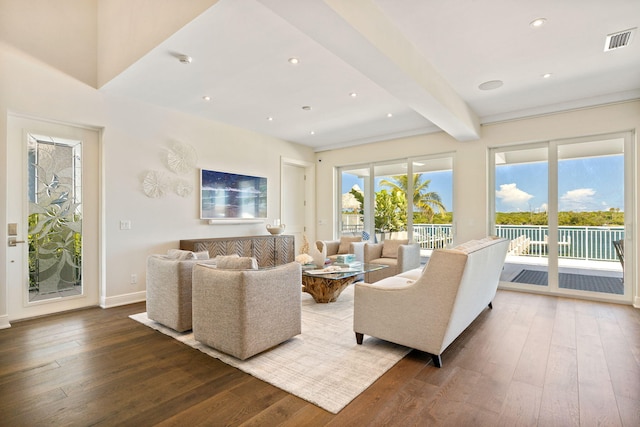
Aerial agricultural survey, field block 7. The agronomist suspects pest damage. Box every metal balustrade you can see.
[341,220,624,262]
[494,225,624,261]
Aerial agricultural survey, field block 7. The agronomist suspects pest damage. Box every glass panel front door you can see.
[27,134,83,301]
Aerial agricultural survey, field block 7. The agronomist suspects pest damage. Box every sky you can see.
[342,170,453,212]
[342,155,624,214]
[496,155,624,213]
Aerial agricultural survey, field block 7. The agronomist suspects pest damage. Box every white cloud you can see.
[560,188,597,211]
[496,183,533,208]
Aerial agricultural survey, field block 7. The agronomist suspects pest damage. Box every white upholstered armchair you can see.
[192,260,302,360]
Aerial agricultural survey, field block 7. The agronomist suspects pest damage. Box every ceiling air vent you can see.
[604,28,636,51]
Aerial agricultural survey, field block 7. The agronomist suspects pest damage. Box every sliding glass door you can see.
[493,145,549,288]
[492,132,632,302]
[556,137,626,296]
[338,155,454,253]
[374,161,409,242]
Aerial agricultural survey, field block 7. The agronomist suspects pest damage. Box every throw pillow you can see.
[382,239,409,258]
[216,255,258,270]
[193,250,210,260]
[338,236,362,254]
[166,249,196,260]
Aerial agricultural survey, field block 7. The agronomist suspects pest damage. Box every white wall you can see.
[315,101,640,306]
[0,41,315,323]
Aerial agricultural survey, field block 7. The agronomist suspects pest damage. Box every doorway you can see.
[281,158,314,255]
[6,115,100,321]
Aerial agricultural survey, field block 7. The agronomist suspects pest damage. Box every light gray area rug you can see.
[129,286,410,414]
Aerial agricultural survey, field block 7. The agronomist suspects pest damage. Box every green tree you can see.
[374,189,407,233]
[380,174,446,222]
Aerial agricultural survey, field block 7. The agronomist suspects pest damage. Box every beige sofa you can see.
[192,261,302,360]
[354,237,509,367]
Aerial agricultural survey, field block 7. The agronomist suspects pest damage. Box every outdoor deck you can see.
[419,250,624,296]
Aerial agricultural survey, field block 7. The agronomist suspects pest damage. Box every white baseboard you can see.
[634,296,640,309]
[101,291,146,309]
[0,314,11,329]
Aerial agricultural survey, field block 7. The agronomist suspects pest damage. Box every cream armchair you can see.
[192,260,302,360]
[363,240,420,283]
[316,236,364,263]
[146,250,216,332]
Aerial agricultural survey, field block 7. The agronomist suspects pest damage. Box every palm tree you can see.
[380,174,446,222]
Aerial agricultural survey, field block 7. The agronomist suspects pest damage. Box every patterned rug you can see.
[129,286,410,414]
[512,269,624,294]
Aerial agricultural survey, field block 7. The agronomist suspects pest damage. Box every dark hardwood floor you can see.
[1,290,639,426]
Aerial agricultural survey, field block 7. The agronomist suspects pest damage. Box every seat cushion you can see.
[369,257,399,267]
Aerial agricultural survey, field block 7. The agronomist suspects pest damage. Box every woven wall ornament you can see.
[174,178,194,197]
[166,141,197,175]
[142,170,170,198]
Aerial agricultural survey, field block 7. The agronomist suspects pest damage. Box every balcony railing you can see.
[342,219,624,262]
[494,225,624,262]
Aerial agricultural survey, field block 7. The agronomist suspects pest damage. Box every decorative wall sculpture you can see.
[142,141,197,198]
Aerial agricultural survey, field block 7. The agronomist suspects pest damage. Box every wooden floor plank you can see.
[0,292,637,426]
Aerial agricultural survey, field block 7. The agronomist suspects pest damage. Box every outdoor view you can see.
[340,137,627,298]
[340,157,453,247]
[495,138,625,296]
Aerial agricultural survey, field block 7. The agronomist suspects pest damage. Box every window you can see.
[338,154,454,252]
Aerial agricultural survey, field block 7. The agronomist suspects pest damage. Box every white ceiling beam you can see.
[258,0,480,141]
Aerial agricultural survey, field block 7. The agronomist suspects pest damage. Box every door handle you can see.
[8,237,25,247]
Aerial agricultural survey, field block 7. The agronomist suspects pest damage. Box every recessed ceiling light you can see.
[202,95,211,101]
[542,73,552,79]
[349,92,357,98]
[387,113,393,118]
[529,18,547,28]
[178,54,192,64]
[267,116,273,121]
[478,80,504,90]
[288,57,299,65]
[310,131,315,135]
[302,105,312,111]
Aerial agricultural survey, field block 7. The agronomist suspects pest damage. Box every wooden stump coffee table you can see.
[301,264,388,303]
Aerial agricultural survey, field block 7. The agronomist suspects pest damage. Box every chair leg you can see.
[355,332,364,345]
[488,301,493,309]
[431,354,442,368]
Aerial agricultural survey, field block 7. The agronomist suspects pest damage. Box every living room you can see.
[1,1,639,424]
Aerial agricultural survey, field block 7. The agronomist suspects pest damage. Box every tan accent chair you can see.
[316,236,363,263]
[146,251,217,332]
[363,240,421,283]
[192,261,302,360]
[354,237,509,367]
